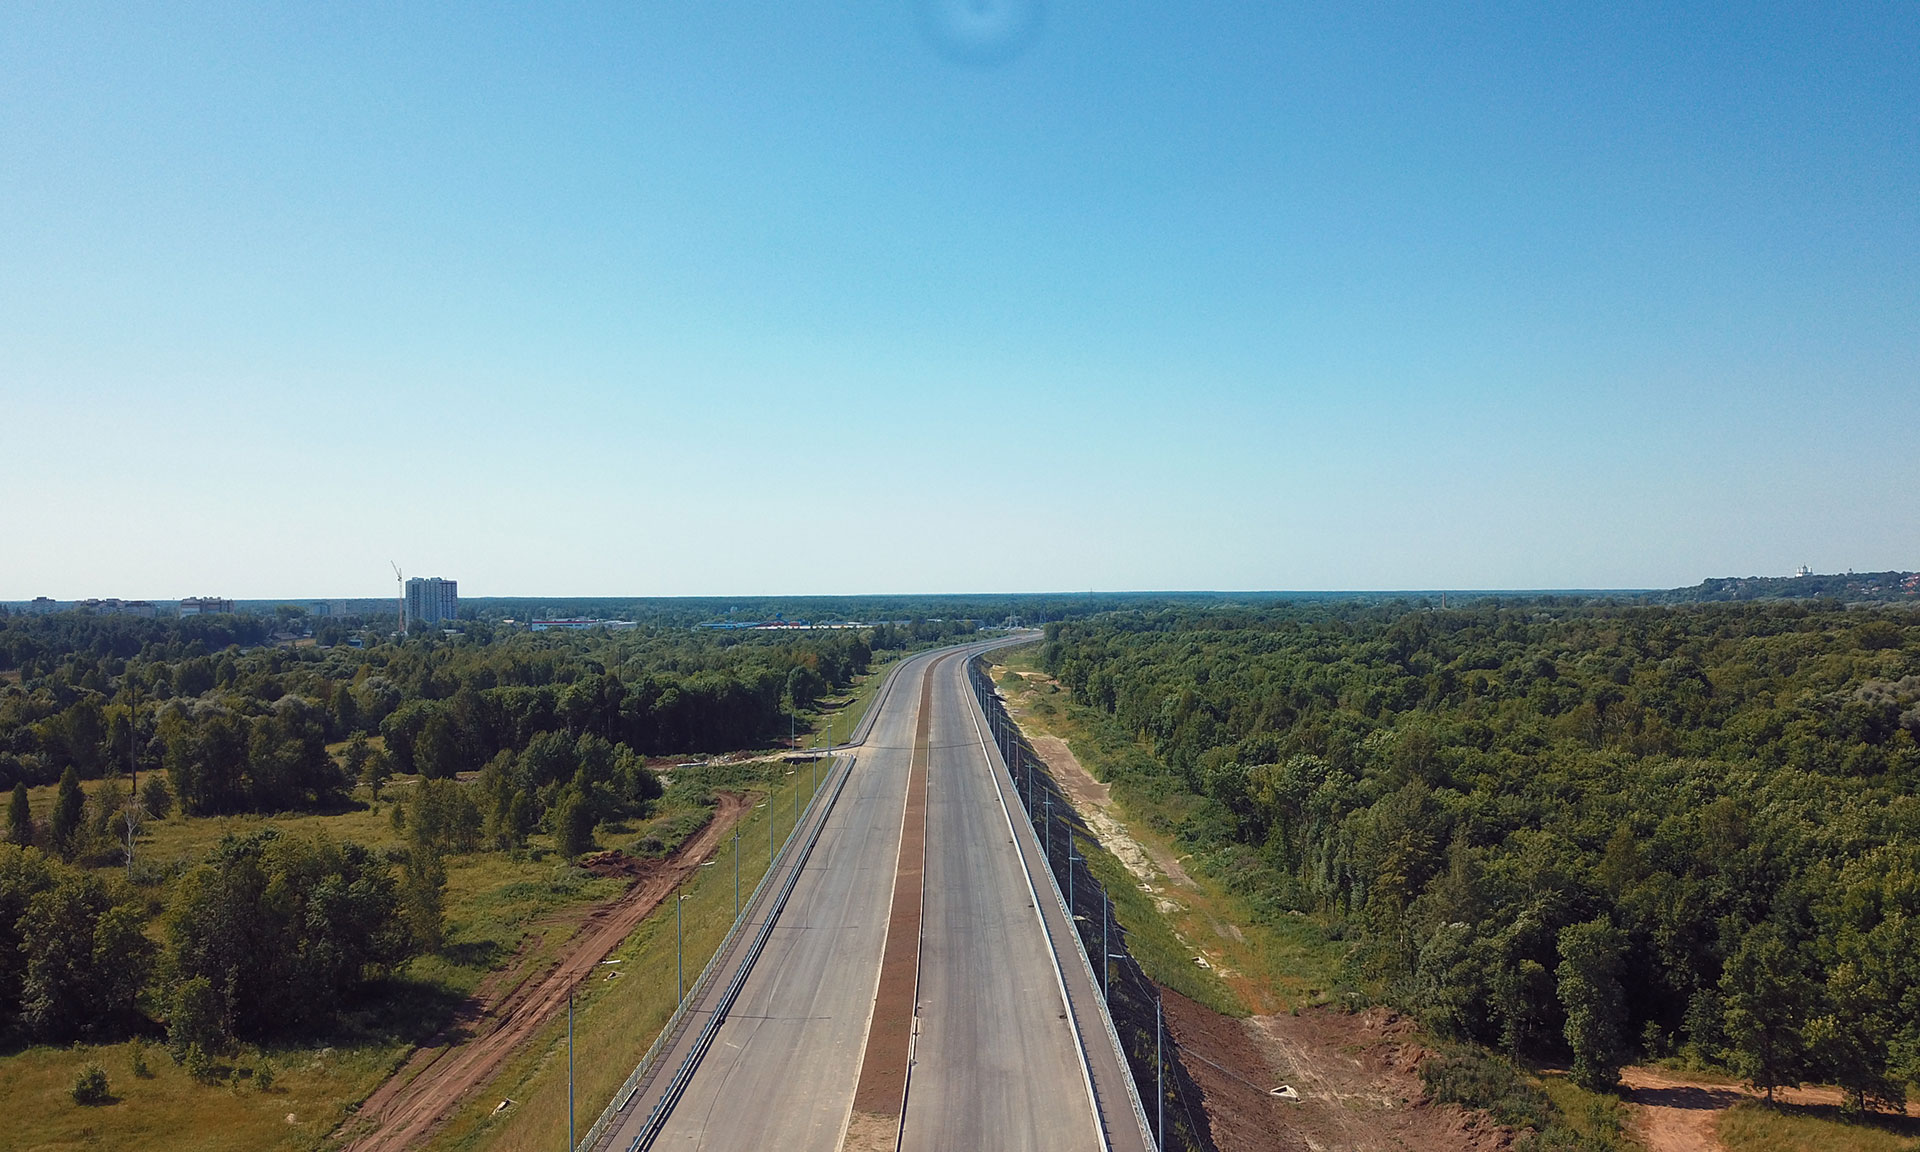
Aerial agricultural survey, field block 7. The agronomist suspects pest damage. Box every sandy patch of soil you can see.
[334,793,752,1152]
[1163,991,1513,1152]
[1620,1065,1920,1152]
[1023,732,1194,892]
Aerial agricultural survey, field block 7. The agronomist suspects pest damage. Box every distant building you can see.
[531,618,637,632]
[404,577,458,627]
[179,597,235,616]
[79,598,157,617]
[26,597,58,615]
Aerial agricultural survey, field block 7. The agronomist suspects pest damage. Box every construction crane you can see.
[391,561,405,633]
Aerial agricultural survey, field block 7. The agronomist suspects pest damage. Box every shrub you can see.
[1421,1047,1555,1132]
[182,1042,218,1084]
[71,1062,110,1105]
[129,1037,152,1078]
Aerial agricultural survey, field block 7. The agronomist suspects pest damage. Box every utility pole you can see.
[1067,841,1075,916]
[567,992,575,1151]
[1156,997,1164,1151]
[1044,794,1051,866]
[124,687,139,878]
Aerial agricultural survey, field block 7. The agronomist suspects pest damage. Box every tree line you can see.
[0,612,908,1059]
[0,614,878,812]
[1041,599,1920,1106]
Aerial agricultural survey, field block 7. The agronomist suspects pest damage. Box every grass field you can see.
[1720,1100,1920,1152]
[427,764,826,1152]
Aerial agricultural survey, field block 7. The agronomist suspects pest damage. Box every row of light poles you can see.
[978,667,1169,1152]
[566,745,826,1152]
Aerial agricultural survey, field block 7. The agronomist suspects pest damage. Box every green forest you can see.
[1040,599,1920,1107]
[0,609,934,1067]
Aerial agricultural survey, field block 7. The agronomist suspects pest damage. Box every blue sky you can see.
[2,2,1915,598]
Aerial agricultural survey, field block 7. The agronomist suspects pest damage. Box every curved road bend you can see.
[598,636,1142,1152]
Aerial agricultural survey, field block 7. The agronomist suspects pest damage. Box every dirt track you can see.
[336,793,752,1152]
[1621,1065,1920,1152]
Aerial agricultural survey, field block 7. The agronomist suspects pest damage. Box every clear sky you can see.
[2,2,1915,599]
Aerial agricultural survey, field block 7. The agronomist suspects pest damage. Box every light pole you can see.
[676,893,690,1003]
[1155,996,1164,1151]
[1102,894,1110,998]
[567,992,575,1151]
[1044,795,1052,868]
[733,829,740,919]
[1068,842,1077,916]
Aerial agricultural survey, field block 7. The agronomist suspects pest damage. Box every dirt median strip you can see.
[334,794,752,1152]
[842,657,938,1147]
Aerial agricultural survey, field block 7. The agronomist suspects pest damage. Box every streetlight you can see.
[1103,894,1110,998]
[733,829,740,919]
[1155,996,1164,1151]
[676,893,692,1003]
[567,992,575,1151]
[1067,843,1078,917]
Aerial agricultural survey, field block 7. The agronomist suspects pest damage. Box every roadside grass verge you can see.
[991,647,1347,1015]
[805,654,901,749]
[1070,827,1240,1016]
[428,763,827,1152]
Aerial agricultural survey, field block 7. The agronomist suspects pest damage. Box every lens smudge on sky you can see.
[918,0,1044,66]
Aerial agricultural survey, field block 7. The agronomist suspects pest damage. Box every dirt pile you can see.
[1163,992,1514,1152]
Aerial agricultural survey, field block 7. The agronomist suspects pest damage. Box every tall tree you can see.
[1557,918,1629,1091]
[1721,921,1813,1102]
[50,767,84,859]
[7,783,29,846]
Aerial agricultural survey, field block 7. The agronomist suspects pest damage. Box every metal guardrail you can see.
[576,749,857,1152]
[620,749,858,1150]
[577,636,1038,1152]
[968,655,1160,1151]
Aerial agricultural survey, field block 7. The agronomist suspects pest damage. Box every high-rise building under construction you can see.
[404,576,458,627]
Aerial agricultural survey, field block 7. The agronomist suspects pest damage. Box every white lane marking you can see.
[962,664,1109,1152]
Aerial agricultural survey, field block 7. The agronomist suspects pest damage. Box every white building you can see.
[179,597,235,616]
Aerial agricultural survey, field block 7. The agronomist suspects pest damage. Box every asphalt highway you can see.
[901,646,1103,1151]
[593,637,1148,1152]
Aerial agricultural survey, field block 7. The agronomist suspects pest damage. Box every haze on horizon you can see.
[2,3,1915,600]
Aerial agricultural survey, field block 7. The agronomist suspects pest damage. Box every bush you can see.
[71,1062,110,1105]
[129,1037,152,1078]
[182,1042,218,1084]
[255,1059,275,1092]
[1421,1047,1555,1132]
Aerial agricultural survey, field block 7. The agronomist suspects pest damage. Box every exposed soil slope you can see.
[1164,992,1513,1152]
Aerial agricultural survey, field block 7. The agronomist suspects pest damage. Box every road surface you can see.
[591,637,1150,1152]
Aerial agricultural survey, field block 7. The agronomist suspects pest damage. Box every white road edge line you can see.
[965,669,1110,1152]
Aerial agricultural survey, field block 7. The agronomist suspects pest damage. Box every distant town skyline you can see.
[2,5,1915,597]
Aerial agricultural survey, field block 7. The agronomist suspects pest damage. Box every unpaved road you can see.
[335,793,751,1152]
[1621,1065,1920,1152]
